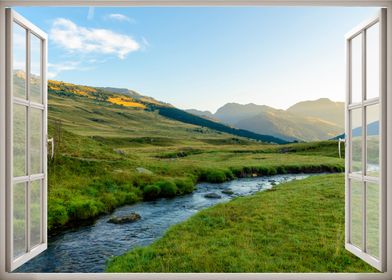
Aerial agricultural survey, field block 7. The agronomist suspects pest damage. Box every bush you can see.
[224,169,235,180]
[100,193,118,212]
[201,169,227,183]
[157,181,177,198]
[131,174,156,188]
[230,166,244,177]
[143,184,161,200]
[175,178,195,195]
[123,191,141,204]
[267,167,277,175]
[48,200,69,230]
[67,199,100,220]
[276,166,287,174]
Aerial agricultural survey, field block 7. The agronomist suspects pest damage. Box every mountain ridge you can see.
[46,78,343,143]
[186,98,344,142]
[46,79,288,144]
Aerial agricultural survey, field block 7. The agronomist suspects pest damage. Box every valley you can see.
[45,79,344,234]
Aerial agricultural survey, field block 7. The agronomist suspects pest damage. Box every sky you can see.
[15,6,378,112]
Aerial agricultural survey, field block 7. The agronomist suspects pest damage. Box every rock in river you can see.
[221,189,234,195]
[108,212,141,224]
[204,193,222,199]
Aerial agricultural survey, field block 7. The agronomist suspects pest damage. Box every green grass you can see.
[45,81,345,234]
[106,174,376,273]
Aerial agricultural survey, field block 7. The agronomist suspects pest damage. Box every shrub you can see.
[157,181,177,198]
[276,166,287,174]
[201,169,227,183]
[67,199,100,220]
[267,167,277,175]
[230,166,244,177]
[131,174,156,188]
[143,184,161,200]
[175,178,195,195]
[123,191,141,204]
[100,193,118,212]
[255,166,268,175]
[48,202,69,230]
[224,169,235,180]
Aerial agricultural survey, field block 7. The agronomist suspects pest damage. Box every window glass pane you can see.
[13,22,27,99]
[351,108,362,174]
[13,182,26,259]
[366,23,380,100]
[366,104,379,177]
[351,179,363,249]
[30,34,42,104]
[351,34,363,104]
[13,104,27,177]
[366,181,380,258]
[30,109,43,174]
[31,180,42,248]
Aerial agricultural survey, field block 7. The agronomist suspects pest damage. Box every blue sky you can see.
[16,6,378,112]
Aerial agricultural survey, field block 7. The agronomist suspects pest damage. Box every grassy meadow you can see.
[46,82,345,233]
[106,174,376,273]
[39,80,379,273]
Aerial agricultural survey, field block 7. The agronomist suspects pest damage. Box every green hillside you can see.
[45,80,344,234]
[49,80,287,144]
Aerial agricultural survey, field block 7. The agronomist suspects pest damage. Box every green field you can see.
[106,174,376,273]
[46,81,345,233]
[38,80,376,273]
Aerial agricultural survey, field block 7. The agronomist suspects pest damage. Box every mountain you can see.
[188,98,345,142]
[156,106,288,144]
[185,109,215,119]
[286,98,344,128]
[214,103,273,126]
[234,109,343,142]
[46,78,341,143]
[47,80,287,144]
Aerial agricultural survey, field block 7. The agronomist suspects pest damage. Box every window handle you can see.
[338,138,345,159]
[47,138,54,159]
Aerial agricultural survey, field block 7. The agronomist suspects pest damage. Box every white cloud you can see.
[50,18,140,59]
[105,13,135,23]
[48,61,80,79]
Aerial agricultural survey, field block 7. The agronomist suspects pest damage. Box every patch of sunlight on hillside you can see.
[108,97,146,109]
[49,80,97,97]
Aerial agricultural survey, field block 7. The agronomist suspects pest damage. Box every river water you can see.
[17,173,311,273]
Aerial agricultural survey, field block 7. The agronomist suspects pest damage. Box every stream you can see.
[17,173,312,273]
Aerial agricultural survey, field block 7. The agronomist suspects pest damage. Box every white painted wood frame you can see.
[345,9,387,272]
[0,1,391,280]
[4,9,48,272]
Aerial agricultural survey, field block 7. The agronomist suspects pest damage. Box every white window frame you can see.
[344,10,387,271]
[0,1,391,280]
[5,9,48,272]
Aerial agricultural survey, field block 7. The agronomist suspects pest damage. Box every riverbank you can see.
[106,174,375,273]
[48,147,344,236]
[18,173,310,272]
[46,83,346,236]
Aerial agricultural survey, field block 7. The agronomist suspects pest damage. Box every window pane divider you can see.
[361,28,367,253]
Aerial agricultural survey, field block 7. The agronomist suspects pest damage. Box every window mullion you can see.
[361,29,367,253]
[26,29,31,253]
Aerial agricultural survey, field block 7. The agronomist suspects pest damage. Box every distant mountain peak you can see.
[186,97,344,142]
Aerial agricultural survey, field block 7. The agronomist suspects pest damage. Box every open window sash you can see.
[345,8,387,272]
[5,8,48,272]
